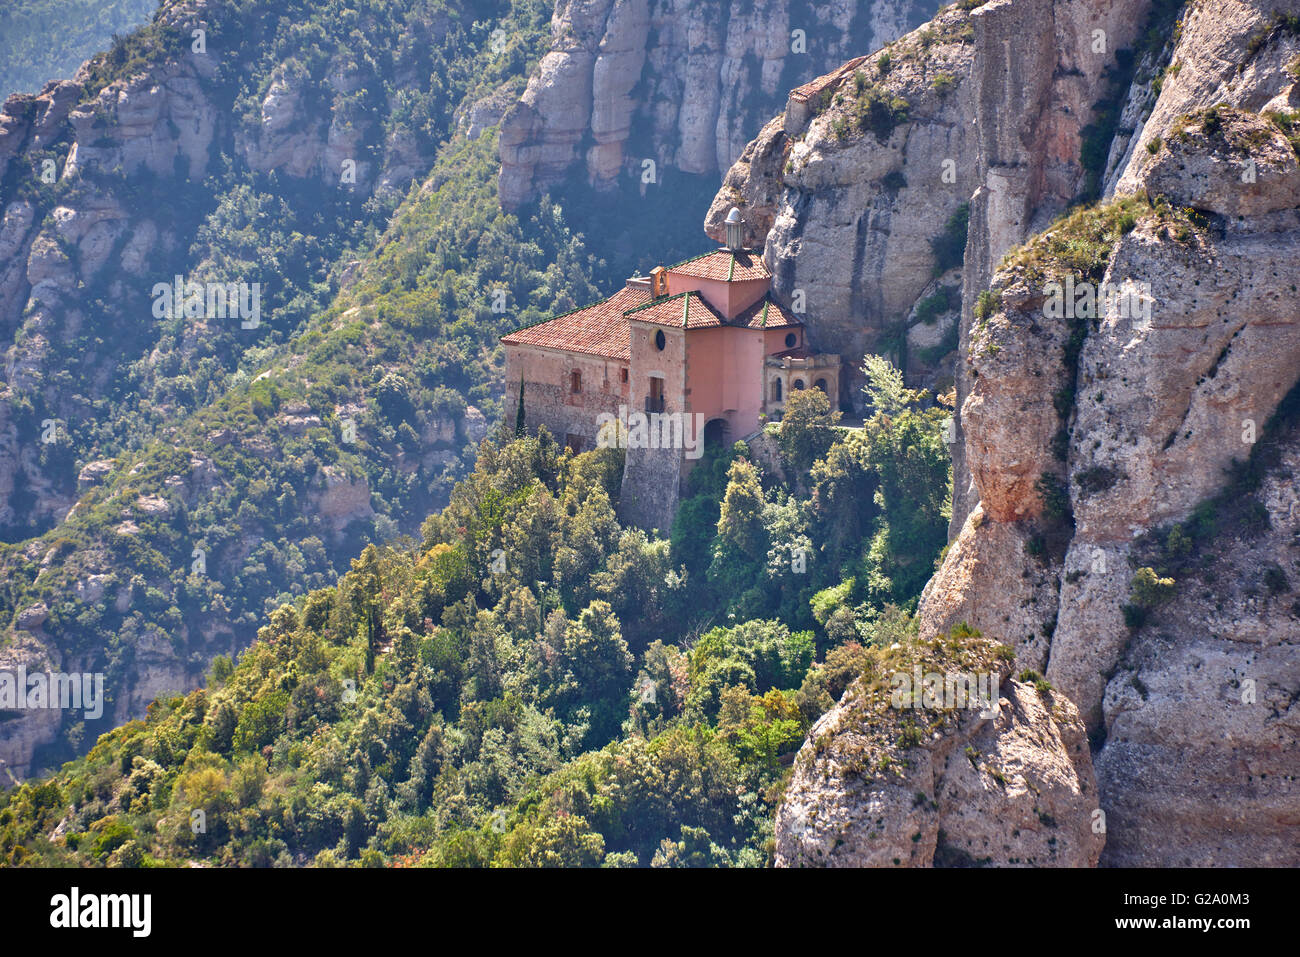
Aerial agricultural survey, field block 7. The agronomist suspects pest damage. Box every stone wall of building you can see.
[502,345,629,449]
[618,320,690,530]
[618,446,685,535]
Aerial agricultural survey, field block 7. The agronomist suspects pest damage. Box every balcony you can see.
[644,395,665,414]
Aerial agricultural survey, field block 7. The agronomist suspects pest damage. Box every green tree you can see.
[860,353,911,414]
[777,387,840,474]
[561,600,633,745]
[707,458,769,607]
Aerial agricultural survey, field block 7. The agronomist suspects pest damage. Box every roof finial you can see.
[724,207,744,252]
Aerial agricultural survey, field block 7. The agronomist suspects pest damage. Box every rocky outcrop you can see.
[310,465,375,538]
[919,2,1300,866]
[498,0,946,208]
[762,0,1300,866]
[776,634,1102,867]
[704,0,1154,405]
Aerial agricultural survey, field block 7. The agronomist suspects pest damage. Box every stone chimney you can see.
[724,207,743,251]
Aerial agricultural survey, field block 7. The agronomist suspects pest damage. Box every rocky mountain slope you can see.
[0,0,923,782]
[720,0,1298,866]
[0,0,570,777]
[497,0,946,208]
[0,0,490,540]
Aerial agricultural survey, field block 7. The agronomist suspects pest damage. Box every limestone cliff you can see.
[777,633,1102,867]
[704,0,1152,405]
[922,0,1300,867]
[729,0,1299,866]
[497,0,946,208]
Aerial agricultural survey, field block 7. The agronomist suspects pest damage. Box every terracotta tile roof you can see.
[500,284,650,360]
[789,55,870,102]
[625,291,725,329]
[736,297,801,329]
[668,248,770,283]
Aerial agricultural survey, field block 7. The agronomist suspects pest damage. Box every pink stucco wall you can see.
[764,326,802,353]
[684,325,765,441]
[628,321,687,417]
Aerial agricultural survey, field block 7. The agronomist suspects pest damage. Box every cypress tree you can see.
[514,377,526,437]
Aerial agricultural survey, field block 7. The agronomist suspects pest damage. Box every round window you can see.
[655,330,666,351]
[784,332,797,348]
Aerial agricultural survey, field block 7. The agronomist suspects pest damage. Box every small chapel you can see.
[500,209,842,527]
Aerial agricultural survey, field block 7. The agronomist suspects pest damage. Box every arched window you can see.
[793,378,806,391]
[785,332,797,348]
[815,378,828,394]
[772,378,783,401]
[570,370,581,394]
[655,329,666,351]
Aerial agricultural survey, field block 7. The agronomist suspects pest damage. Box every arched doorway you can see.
[704,418,728,449]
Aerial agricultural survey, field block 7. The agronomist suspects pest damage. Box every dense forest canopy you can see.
[0,0,723,773]
[0,365,954,866]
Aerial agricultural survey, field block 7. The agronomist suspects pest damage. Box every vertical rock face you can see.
[948,0,1153,535]
[749,0,1300,866]
[920,1,1300,866]
[498,0,947,208]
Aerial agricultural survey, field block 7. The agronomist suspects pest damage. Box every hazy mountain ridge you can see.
[0,0,159,102]
[497,0,947,208]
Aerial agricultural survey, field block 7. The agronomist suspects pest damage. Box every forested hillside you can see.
[0,0,158,99]
[0,0,729,774]
[0,366,951,866]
